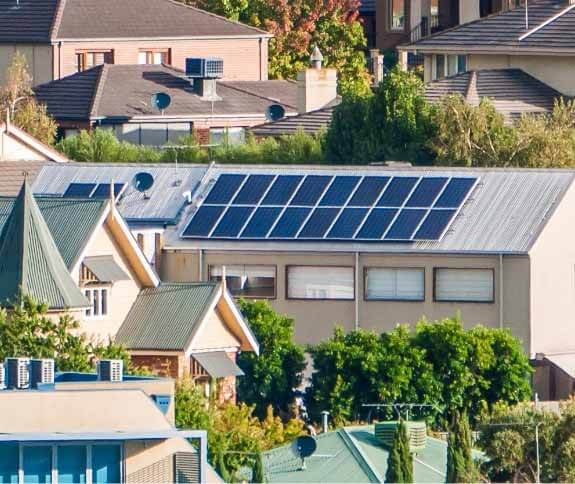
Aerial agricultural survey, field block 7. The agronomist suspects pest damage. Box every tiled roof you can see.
[54,0,268,39]
[0,181,88,309]
[116,282,220,350]
[0,0,59,42]
[425,69,564,122]
[0,161,48,196]
[35,64,298,120]
[403,0,575,52]
[251,106,336,137]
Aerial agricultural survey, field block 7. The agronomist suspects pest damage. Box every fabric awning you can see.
[83,255,129,282]
[545,354,575,379]
[192,351,244,378]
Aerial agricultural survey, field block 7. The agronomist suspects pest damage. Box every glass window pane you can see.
[391,0,405,30]
[93,289,99,316]
[58,446,87,484]
[92,445,121,484]
[0,444,18,484]
[366,268,424,300]
[447,55,458,77]
[435,55,445,80]
[101,289,108,316]
[435,269,494,302]
[153,52,163,64]
[138,52,147,64]
[287,266,354,300]
[23,446,52,484]
[457,55,467,73]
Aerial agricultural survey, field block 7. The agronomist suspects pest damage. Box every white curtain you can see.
[366,268,424,300]
[287,266,354,300]
[435,269,493,302]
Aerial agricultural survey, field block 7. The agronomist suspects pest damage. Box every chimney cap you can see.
[310,45,323,69]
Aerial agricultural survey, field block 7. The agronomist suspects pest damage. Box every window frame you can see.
[83,287,110,318]
[364,266,426,302]
[388,0,406,31]
[137,48,171,65]
[75,50,114,72]
[208,264,277,300]
[433,267,495,304]
[285,265,355,301]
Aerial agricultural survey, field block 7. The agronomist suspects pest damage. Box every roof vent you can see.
[185,58,224,79]
[5,357,30,390]
[97,359,123,382]
[375,421,427,452]
[30,359,55,389]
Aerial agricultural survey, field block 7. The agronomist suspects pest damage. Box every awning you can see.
[192,351,244,378]
[544,354,575,379]
[83,255,129,282]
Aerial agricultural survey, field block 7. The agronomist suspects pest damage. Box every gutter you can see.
[52,34,272,42]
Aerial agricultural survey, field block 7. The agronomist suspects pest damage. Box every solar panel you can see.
[63,183,97,198]
[181,173,477,242]
[91,183,126,199]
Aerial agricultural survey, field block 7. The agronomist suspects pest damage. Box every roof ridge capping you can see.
[518,1,575,41]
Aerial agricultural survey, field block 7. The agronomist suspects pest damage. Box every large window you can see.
[365,268,425,301]
[209,265,276,298]
[209,128,245,146]
[23,446,52,484]
[389,0,406,30]
[434,268,494,302]
[138,49,170,65]
[57,446,87,484]
[84,288,108,318]
[435,54,467,80]
[287,266,354,300]
[75,51,113,72]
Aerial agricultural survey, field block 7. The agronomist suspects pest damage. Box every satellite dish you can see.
[292,435,317,470]
[133,172,154,198]
[151,92,172,112]
[265,104,286,122]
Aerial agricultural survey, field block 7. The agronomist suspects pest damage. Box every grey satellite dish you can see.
[151,92,171,113]
[133,172,154,199]
[265,104,286,122]
[292,435,317,470]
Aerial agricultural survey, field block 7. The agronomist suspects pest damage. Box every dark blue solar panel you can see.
[406,177,448,207]
[348,177,390,207]
[434,178,476,208]
[319,176,361,206]
[414,209,457,240]
[204,174,246,204]
[240,207,282,238]
[377,177,418,207]
[290,176,333,206]
[63,183,97,198]
[298,208,340,239]
[384,209,427,240]
[91,183,126,199]
[212,206,254,237]
[232,175,275,205]
[327,208,368,239]
[269,208,311,238]
[261,176,303,205]
[182,206,225,237]
[355,209,397,239]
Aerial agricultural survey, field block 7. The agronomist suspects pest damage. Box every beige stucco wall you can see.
[190,306,241,352]
[0,44,53,86]
[161,249,532,347]
[55,37,268,80]
[0,130,49,161]
[529,181,575,356]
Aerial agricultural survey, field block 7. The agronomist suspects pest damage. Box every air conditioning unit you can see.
[375,421,427,452]
[185,58,224,78]
[97,359,123,382]
[30,359,55,389]
[5,357,30,389]
[0,363,5,390]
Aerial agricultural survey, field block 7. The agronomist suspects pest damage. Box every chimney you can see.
[296,46,338,114]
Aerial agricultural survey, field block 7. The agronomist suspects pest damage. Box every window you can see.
[209,127,245,146]
[23,446,52,484]
[287,266,354,300]
[0,444,18,484]
[435,54,445,80]
[434,268,494,302]
[365,268,425,301]
[209,265,276,298]
[389,0,406,30]
[447,55,467,77]
[75,51,113,72]
[84,288,109,317]
[57,446,87,484]
[92,445,122,484]
[138,49,170,65]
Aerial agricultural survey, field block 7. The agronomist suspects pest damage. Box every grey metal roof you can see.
[165,165,575,255]
[33,163,209,225]
[251,106,335,137]
[83,255,129,282]
[115,282,220,350]
[192,351,244,377]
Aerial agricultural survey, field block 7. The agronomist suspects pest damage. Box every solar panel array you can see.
[182,174,477,242]
[63,182,126,200]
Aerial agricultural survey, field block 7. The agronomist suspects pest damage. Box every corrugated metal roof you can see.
[166,165,575,254]
[84,255,129,282]
[116,282,220,350]
[33,163,209,224]
[192,351,244,377]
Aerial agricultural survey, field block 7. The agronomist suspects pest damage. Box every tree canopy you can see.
[385,420,413,483]
[446,410,476,483]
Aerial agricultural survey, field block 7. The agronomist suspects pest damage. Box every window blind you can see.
[366,268,424,300]
[287,266,354,300]
[435,269,493,302]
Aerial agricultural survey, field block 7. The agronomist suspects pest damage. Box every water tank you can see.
[97,359,123,382]
[5,357,30,389]
[30,359,55,388]
[375,421,427,452]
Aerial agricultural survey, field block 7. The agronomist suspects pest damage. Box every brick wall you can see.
[131,355,180,379]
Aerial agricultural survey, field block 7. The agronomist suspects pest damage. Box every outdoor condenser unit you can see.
[5,357,30,389]
[97,359,123,382]
[30,358,55,388]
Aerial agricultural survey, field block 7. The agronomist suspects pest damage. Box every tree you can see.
[0,52,57,145]
[446,410,475,483]
[183,0,371,97]
[251,452,266,483]
[385,420,413,483]
[237,299,306,419]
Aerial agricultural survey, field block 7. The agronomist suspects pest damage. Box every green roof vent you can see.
[374,421,427,453]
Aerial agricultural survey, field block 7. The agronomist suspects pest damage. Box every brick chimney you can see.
[296,46,338,114]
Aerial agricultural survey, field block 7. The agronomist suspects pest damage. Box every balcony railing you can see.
[410,14,441,43]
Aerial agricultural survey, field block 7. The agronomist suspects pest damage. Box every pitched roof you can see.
[251,105,336,137]
[402,0,575,53]
[0,121,69,163]
[54,0,268,39]
[0,0,59,42]
[0,161,48,196]
[115,282,221,350]
[34,64,297,121]
[424,69,565,122]
[0,181,88,309]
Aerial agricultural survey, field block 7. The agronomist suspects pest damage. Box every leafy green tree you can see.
[237,299,306,419]
[251,452,266,483]
[446,410,475,483]
[216,452,231,482]
[385,420,413,483]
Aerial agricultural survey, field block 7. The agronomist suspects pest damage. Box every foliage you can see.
[0,295,137,373]
[175,378,304,480]
[237,299,306,419]
[306,315,531,429]
[251,452,266,483]
[184,0,371,97]
[446,410,475,483]
[57,127,326,164]
[0,52,57,145]
[325,67,436,163]
[385,420,413,483]
[477,401,575,482]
